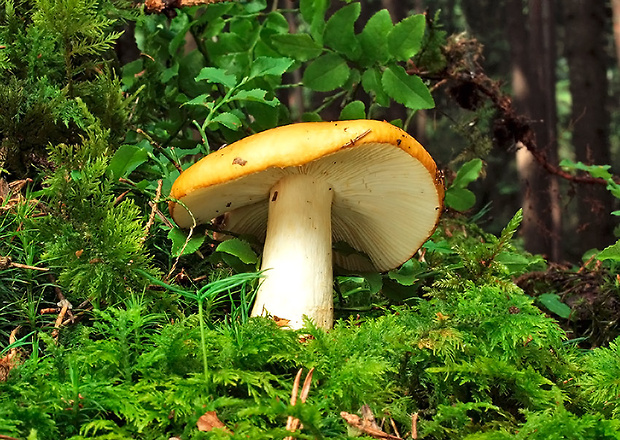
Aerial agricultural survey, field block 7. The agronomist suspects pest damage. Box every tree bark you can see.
[564,0,614,254]
[506,0,562,260]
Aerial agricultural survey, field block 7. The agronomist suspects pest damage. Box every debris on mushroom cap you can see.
[169,120,444,273]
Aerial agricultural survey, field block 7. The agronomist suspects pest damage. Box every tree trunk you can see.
[564,0,614,255]
[506,0,562,260]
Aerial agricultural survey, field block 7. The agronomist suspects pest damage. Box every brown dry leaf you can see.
[298,334,315,343]
[0,327,22,382]
[360,404,381,431]
[0,178,37,213]
[0,178,9,201]
[273,315,291,327]
[0,354,13,382]
[0,256,11,270]
[196,411,232,433]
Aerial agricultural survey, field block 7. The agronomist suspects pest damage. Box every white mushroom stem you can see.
[251,173,334,329]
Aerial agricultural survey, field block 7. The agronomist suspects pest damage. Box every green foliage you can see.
[536,293,572,319]
[123,0,442,174]
[579,337,620,418]
[0,0,130,177]
[37,128,154,304]
[430,209,545,285]
[0,272,591,438]
[0,194,55,346]
[0,201,616,438]
[463,406,620,439]
[445,158,484,211]
[32,0,123,81]
[560,159,620,201]
[560,159,620,265]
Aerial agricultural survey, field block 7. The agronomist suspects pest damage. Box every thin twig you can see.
[142,179,163,242]
[136,128,184,174]
[8,262,49,271]
[0,255,49,272]
[152,204,175,229]
[434,70,619,186]
[52,300,71,339]
[48,275,74,338]
[113,189,131,206]
[389,418,401,438]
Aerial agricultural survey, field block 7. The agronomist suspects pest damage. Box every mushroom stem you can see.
[251,174,334,329]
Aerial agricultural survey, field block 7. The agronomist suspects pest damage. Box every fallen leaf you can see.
[0,327,22,382]
[273,315,291,327]
[196,411,232,433]
[0,178,9,201]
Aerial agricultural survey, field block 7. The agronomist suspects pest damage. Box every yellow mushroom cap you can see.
[169,120,444,272]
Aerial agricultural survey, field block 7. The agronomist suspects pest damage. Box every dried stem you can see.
[411,412,418,439]
[142,179,163,242]
[48,275,74,339]
[0,256,49,272]
[284,367,314,439]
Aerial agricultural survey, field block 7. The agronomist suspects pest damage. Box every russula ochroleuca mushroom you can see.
[169,120,444,329]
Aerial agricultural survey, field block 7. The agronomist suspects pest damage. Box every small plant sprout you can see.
[169,120,444,329]
[136,269,262,382]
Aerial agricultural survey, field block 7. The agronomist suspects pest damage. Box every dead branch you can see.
[144,0,235,13]
[426,35,619,187]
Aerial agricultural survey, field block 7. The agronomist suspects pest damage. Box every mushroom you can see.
[169,120,444,329]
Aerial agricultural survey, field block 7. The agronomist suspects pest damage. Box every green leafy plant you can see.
[445,158,484,211]
[0,0,132,177]
[579,336,620,418]
[37,128,154,304]
[560,159,620,264]
[136,268,262,382]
